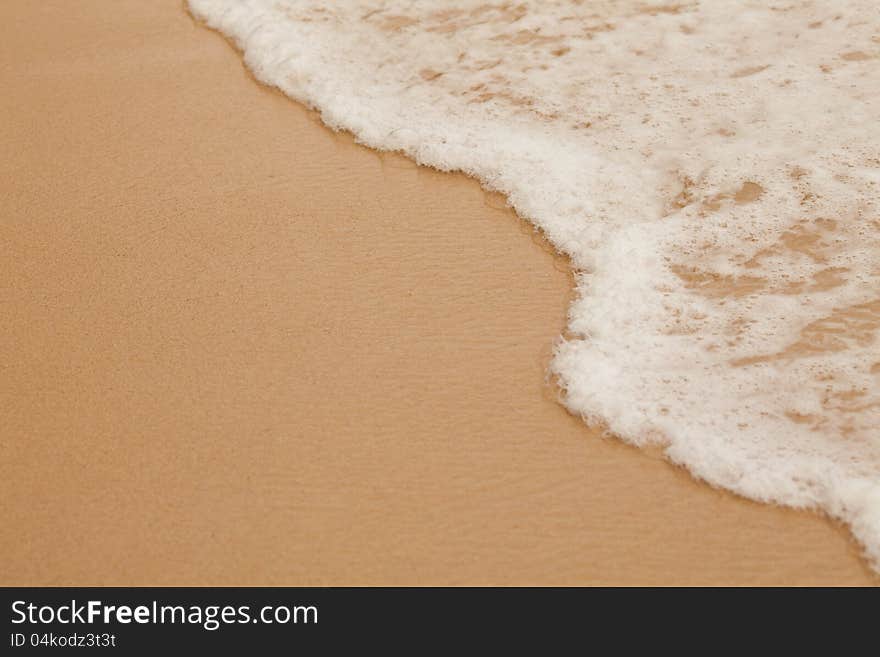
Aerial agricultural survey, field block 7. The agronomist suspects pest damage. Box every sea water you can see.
[187,0,880,569]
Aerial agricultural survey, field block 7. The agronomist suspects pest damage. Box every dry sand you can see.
[0,0,875,585]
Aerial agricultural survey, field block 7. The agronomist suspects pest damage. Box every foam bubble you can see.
[188,0,880,569]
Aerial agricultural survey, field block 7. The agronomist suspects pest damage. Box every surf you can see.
[187,0,880,569]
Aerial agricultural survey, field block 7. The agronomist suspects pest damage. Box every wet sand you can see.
[0,0,874,585]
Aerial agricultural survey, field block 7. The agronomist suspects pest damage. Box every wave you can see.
[188,0,880,570]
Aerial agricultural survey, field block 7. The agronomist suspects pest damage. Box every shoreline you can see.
[0,0,874,585]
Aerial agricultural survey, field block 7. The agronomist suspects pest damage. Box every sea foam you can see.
[188,0,880,569]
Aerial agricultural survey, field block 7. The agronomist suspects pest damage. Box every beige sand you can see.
[0,0,874,585]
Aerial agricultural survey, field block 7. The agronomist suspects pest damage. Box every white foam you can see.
[188,0,880,569]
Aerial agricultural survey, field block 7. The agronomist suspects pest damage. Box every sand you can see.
[0,0,874,585]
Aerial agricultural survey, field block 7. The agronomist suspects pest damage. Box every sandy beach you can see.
[0,0,875,585]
